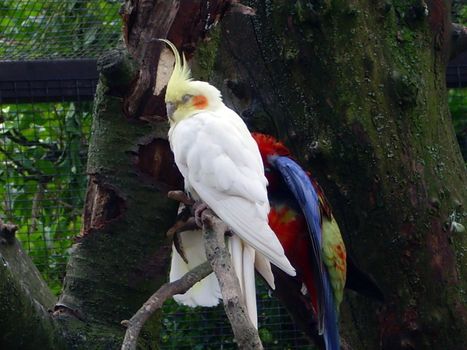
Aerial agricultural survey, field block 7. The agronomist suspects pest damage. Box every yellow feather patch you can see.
[159,39,192,102]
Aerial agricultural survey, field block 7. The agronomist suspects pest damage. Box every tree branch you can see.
[0,146,45,179]
[201,209,263,350]
[121,261,213,350]
[2,129,56,150]
[451,23,467,59]
[0,234,59,349]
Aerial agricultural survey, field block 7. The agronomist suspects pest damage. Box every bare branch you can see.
[2,129,56,150]
[0,146,44,179]
[167,190,194,206]
[451,23,467,59]
[201,210,263,350]
[121,261,212,350]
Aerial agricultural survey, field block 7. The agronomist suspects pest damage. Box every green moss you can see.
[0,255,65,350]
[57,317,129,350]
[191,26,221,81]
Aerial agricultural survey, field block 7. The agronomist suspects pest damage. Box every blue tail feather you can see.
[272,155,340,350]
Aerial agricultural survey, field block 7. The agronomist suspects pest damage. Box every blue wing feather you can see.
[272,156,339,350]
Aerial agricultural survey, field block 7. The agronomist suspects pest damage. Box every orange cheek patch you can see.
[193,95,208,109]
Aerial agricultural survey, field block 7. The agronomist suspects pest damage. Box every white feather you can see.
[169,230,221,307]
[229,234,245,294]
[254,252,275,290]
[169,230,265,328]
[243,245,257,328]
[227,235,260,327]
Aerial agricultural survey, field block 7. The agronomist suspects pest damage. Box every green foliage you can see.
[0,99,313,346]
[0,0,121,59]
[452,1,467,25]
[0,102,91,294]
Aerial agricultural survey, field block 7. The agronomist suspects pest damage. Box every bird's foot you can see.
[173,231,188,263]
[167,191,195,206]
[193,201,209,227]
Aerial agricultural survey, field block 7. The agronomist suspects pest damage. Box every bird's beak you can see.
[166,102,175,121]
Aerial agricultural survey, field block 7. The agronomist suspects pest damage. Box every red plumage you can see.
[268,204,319,313]
[253,132,383,348]
[253,132,321,313]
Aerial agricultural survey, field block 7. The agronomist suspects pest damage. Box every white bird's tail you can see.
[228,235,277,328]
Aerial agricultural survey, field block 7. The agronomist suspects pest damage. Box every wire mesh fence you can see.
[160,288,313,350]
[0,100,91,292]
[0,0,121,60]
[1,94,463,349]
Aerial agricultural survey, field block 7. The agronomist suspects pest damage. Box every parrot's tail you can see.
[323,270,340,350]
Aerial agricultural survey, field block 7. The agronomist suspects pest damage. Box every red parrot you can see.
[252,133,383,350]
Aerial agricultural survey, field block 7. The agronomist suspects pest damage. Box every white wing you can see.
[169,230,221,307]
[169,110,295,276]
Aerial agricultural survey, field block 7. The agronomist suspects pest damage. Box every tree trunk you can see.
[0,237,63,350]
[192,1,467,349]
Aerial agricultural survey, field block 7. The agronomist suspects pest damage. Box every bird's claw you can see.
[166,206,198,264]
[173,231,189,264]
[194,202,209,228]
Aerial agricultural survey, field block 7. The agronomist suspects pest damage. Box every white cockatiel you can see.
[161,39,295,327]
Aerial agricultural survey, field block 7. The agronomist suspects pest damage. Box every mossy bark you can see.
[0,239,63,350]
[195,1,467,349]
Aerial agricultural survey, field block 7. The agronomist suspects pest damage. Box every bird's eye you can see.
[182,94,192,103]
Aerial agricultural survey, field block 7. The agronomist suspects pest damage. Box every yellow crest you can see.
[159,39,192,102]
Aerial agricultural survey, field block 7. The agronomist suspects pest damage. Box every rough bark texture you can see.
[55,62,180,349]
[189,1,467,349]
[0,238,63,350]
